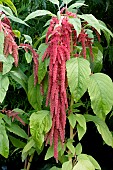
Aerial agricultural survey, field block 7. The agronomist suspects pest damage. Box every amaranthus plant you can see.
[0,0,113,170]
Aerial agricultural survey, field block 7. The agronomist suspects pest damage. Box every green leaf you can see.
[77,124,86,140]
[10,68,28,93]
[62,160,72,170]
[0,74,9,103]
[9,135,26,148]
[85,114,113,147]
[68,113,76,129]
[78,14,101,34]
[66,58,91,102]
[6,123,28,139]
[48,0,59,6]
[63,0,73,4]
[3,55,14,75]
[75,114,86,131]
[25,52,32,63]
[3,115,11,125]
[99,20,113,38]
[0,0,17,15]
[13,30,21,39]
[38,43,49,83]
[66,140,75,155]
[88,73,113,119]
[50,167,61,170]
[30,110,52,149]
[38,58,49,83]
[69,18,81,37]
[23,34,32,45]
[0,54,6,62]
[0,4,14,16]
[22,138,35,154]
[28,74,43,110]
[13,108,25,114]
[45,142,63,160]
[0,30,4,55]
[88,47,103,73]
[0,113,4,119]
[77,154,101,170]
[25,10,55,21]
[45,145,54,160]
[68,2,88,9]
[8,15,29,26]
[38,43,48,61]
[73,160,95,170]
[93,49,103,73]
[75,143,82,155]
[0,121,9,158]
[88,155,101,170]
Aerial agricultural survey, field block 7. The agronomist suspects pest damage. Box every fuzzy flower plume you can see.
[78,29,94,59]
[19,44,39,85]
[42,15,72,161]
[0,14,19,66]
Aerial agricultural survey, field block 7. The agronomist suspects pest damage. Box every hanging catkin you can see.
[42,15,72,160]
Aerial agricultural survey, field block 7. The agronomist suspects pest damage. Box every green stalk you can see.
[26,154,34,170]
[69,97,74,161]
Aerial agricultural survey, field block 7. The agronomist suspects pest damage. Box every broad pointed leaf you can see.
[0,0,17,15]
[63,0,73,4]
[0,4,14,16]
[22,138,35,154]
[0,121,9,158]
[69,2,88,9]
[50,167,61,170]
[69,18,81,37]
[87,47,103,73]
[25,52,32,63]
[66,141,75,155]
[6,123,28,139]
[75,114,86,131]
[75,143,82,155]
[78,14,101,34]
[77,154,101,170]
[30,110,52,149]
[62,160,72,170]
[25,10,55,21]
[68,113,76,129]
[99,20,113,38]
[85,114,113,147]
[38,43,49,83]
[8,15,29,26]
[10,68,28,93]
[28,74,43,110]
[77,124,86,140]
[66,58,91,102]
[88,73,113,119]
[9,135,26,148]
[0,30,4,55]
[3,55,14,75]
[0,74,9,103]
[73,160,95,170]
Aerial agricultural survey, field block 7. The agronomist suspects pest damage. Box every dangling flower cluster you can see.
[78,29,94,59]
[42,15,72,160]
[0,14,19,66]
[1,109,25,126]
[19,44,39,85]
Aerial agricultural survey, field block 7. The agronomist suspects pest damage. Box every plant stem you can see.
[26,154,34,170]
[69,97,74,161]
